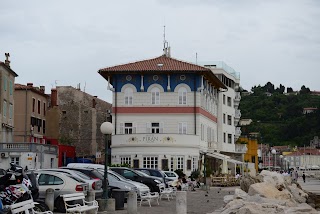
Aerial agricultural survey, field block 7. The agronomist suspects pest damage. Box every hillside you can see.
[239,84,320,147]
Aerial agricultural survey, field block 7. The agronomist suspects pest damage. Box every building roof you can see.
[15,83,49,97]
[0,61,18,77]
[98,55,226,89]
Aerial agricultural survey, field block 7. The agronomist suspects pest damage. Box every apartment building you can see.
[98,49,244,175]
[14,83,48,143]
[0,54,18,143]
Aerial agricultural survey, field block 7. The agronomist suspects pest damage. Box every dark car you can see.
[110,167,163,192]
[134,168,171,183]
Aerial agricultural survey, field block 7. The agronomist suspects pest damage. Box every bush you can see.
[174,169,184,178]
[190,169,200,180]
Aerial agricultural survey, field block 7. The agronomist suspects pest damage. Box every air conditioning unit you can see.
[1,152,9,158]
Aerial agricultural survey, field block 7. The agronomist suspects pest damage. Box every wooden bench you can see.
[139,191,159,207]
[10,199,53,214]
[61,193,99,214]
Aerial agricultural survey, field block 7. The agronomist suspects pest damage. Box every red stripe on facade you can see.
[112,107,217,122]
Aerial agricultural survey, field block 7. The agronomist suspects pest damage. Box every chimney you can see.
[51,89,58,106]
[27,83,33,87]
[4,53,10,67]
[40,86,45,93]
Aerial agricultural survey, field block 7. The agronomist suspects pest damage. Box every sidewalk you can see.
[95,186,237,214]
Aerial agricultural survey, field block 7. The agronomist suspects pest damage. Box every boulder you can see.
[240,175,261,193]
[287,183,308,203]
[223,195,234,204]
[284,203,319,214]
[259,170,286,189]
[248,182,291,200]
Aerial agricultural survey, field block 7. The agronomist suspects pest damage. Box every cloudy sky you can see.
[1,0,319,102]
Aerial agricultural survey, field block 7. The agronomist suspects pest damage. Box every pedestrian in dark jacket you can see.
[302,172,306,183]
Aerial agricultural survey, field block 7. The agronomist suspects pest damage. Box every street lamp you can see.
[284,157,287,171]
[279,155,283,170]
[271,149,276,170]
[100,122,113,199]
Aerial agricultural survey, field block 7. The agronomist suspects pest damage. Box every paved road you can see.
[298,177,320,195]
[104,186,237,214]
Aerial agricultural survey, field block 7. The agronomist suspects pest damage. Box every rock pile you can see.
[209,170,318,214]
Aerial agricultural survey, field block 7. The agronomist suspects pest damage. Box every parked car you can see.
[110,167,163,192]
[61,167,138,195]
[34,170,89,212]
[97,169,151,196]
[162,171,179,181]
[67,163,105,170]
[37,168,102,198]
[135,168,172,183]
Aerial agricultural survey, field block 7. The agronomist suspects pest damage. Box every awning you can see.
[206,152,244,165]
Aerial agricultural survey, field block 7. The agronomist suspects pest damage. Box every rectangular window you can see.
[124,123,133,134]
[43,102,46,116]
[43,120,46,134]
[151,123,160,134]
[11,157,19,165]
[124,89,133,105]
[9,104,13,119]
[227,97,232,106]
[178,90,187,105]
[3,101,7,118]
[223,132,226,143]
[38,100,41,114]
[223,95,226,105]
[143,156,158,169]
[3,77,7,91]
[170,157,174,171]
[192,157,197,171]
[120,156,132,166]
[178,122,187,134]
[50,158,54,168]
[228,134,232,144]
[223,114,226,124]
[176,156,184,170]
[151,90,160,104]
[32,98,36,112]
[9,81,13,95]
[228,115,232,125]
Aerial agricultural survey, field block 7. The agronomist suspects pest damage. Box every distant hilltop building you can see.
[303,107,318,114]
[310,136,320,148]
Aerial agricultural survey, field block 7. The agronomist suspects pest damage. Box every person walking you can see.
[302,172,306,183]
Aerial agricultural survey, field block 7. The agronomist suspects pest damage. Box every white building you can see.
[99,51,244,175]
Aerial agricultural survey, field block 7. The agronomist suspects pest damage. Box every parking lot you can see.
[103,186,237,214]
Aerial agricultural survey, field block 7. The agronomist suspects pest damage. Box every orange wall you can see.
[239,136,259,171]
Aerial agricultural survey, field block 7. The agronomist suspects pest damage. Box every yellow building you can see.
[238,133,259,171]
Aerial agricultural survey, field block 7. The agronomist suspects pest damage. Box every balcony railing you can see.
[235,127,241,136]
[235,110,241,119]
[0,142,58,154]
[235,144,247,153]
[235,92,241,101]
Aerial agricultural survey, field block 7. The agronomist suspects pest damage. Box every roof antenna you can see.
[163,25,171,57]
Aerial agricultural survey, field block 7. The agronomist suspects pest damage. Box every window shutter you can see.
[119,123,124,134]
[133,122,136,134]
[160,122,164,133]
[146,123,151,133]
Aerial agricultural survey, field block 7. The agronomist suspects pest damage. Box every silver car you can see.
[38,168,103,197]
[34,170,89,212]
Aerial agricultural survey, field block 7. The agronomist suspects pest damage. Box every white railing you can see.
[235,110,241,118]
[235,144,247,153]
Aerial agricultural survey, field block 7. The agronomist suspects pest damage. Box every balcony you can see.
[235,127,241,136]
[235,144,247,154]
[207,141,219,153]
[112,133,200,149]
[0,143,58,154]
[235,109,241,119]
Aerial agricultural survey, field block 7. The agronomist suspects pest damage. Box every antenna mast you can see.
[163,25,171,57]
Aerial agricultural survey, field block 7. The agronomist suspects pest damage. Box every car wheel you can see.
[34,203,48,212]
[55,197,66,213]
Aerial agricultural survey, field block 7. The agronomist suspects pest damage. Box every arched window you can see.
[178,87,187,105]
[124,88,133,105]
[151,87,160,105]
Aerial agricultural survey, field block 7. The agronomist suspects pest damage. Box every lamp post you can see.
[271,149,276,170]
[279,155,283,170]
[284,157,287,171]
[100,122,113,199]
[202,152,207,190]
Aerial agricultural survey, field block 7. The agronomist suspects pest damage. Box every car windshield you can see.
[98,169,128,181]
[135,170,149,177]
[67,175,85,183]
[72,170,91,180]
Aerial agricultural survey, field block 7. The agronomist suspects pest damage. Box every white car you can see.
[34,170,89,212]
[38,168,103,197]
[162,171,179,181]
